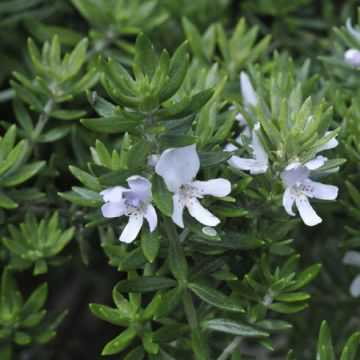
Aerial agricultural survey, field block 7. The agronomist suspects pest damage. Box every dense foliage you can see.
[1,1,360,359]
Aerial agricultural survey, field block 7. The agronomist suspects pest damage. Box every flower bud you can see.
[344,48,360,67]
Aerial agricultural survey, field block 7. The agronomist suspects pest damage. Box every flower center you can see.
[179,183,198,203]
[124,195,145,216]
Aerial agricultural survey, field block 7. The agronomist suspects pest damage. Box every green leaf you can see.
[202,318,269,338]
[340,332,360,360]
[198,151,232,167]
[188,282,245,313]
[275,292,310,302]
[0,161,45,187]
[152,175,173,217]
[126,140,150,171]
[50,109,86,120]
[163,216,188,281]
[0,191,17,209]
[159,134,197,148]
[142,294,162,322]
[22,283,47,316]
[124,346,145,360]
[0,341,12,360]
[116,277,177,293]
[160,41,189,102]
[142,331,159,354]
[190,232,264,250]
[14,331,31,345]
[0,139,26,176]
[192,328,209,360]
[80,117,142,134]
[141,227,160,263]
[86,90,118,117]
[134,33,156,78]
[34,259,48,275]
[317,321,335,360]
[89,303,127,326]
[287,264,322,291]
[69,165,101,191]
[268,303,308,314]
[102,327,137,356]
[154,287,183,319]
[118,248,147,271]
[256,319,293,331]
[21,310,46,328]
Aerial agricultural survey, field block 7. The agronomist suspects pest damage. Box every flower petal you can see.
[344,48,360,67]
[155,144,200,192]
[252,124,268,164]
[346,18,360,43]
[224,143,237,152]
[240,71,257,106]
[344,251,360,267]
[304,156,327,170]
[350,274,360,297]
[317,132,339,152]
[285,162,302,171]
[186,198,220,226]
[303,180,338,200]
[119,213,144,243]
[148,154,160,167]
[101,201,125,218]
[172,193,185,228]
[295,195,322,226]
[126,175,152,203]
[235,112,247,125]
[228,156,267,174]
[283,187,295,216]
[280,166,310,187]
[144,204,158,232]
[192,179,231,198]
[100,186,125,202]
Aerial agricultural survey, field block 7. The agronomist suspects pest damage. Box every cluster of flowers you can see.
[99,72,341,242]
[344,19,360,68]
[225,72,339,227]
[100,145,231,243]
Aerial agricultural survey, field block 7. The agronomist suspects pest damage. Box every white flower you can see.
[235,72,257,135]
[343,251,360,297]
[226,123,268,174]
[147,154,160,167]
[155,144,231,228]
[346,18,360,44]
[280,158,338,226]
[240,71,257,107]
[305,116,339,153]
[344,49,360,67]
[100,176,157,243]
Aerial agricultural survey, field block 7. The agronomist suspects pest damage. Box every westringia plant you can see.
[0,1,360,359]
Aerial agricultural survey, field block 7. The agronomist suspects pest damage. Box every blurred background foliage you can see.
[0,0,360,359]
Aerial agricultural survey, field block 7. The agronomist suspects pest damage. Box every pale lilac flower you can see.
[280,158,338,226]
[226,123,268,174]
[147,154,160,167]
[100,176,157,243]
[345,19,360,67]
[346,18,360,43]
[235,72,257,137]
[155,144,231,228]
[344,49,360,67]
[343,251,360,297]
[305,116,339,153]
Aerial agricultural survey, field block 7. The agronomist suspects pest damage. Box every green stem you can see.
[182,288,198,330]
[216,336,242,360]
[162,214,179,246]
[162,216,199,329]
